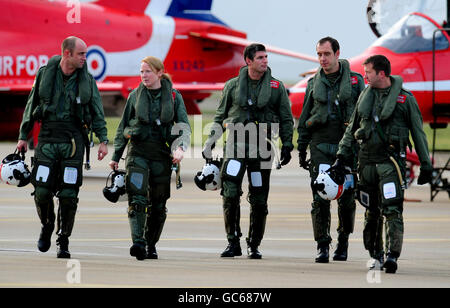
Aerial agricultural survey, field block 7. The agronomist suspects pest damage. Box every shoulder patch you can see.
[172,90,176,101]
[397,95,406,104]
[350,76,358,85]
[270,80,280,89]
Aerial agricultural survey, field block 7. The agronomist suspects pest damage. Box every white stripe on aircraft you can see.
[104,1,175,77]
[288,80,450,93]
[403,80,450,91]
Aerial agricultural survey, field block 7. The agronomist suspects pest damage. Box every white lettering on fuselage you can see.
[0,55,49,77]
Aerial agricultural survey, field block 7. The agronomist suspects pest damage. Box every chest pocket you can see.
[386,125,410,148]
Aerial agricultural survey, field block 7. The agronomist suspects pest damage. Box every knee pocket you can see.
[149,160,171,184]
[34,186,53,203]
[250,202,268,216]
[379,178,403,206]
[221,180,242,198]
[221,159,245,182]
[126,165,149,196]
[60,160,83,189]
[128,203,147,217]
[31,158,55,189]
[150,184,170,204]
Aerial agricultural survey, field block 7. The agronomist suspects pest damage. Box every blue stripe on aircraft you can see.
[166,0,227,26]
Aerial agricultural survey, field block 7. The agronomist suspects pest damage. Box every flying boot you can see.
[220,240,242,257]
[315,243,329,263]
[384,251,399,274]
[333,233,349,261]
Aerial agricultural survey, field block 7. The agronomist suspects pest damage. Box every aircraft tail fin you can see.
[166,0,226,25]
[94,0,226,25]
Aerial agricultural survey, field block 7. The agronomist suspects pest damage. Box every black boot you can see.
[333,240,348,261]
[130,243,146,261]
[56,235,71,259]
[220,241,242,258]
[384,252,398,274]
[315,244,329,263]
[37,223,54,252]
[146,245,158,259]
[247,245,262,259]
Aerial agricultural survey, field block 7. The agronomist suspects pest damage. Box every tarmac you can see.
[0,141,449,289]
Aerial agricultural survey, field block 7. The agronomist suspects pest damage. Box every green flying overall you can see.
[17,37,108,259]
[203,44,294,259]
[297,37,365,263]
[336,55,432,273]
[109,56,190,261]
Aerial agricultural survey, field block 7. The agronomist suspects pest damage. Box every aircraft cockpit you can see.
[371,13,449,53]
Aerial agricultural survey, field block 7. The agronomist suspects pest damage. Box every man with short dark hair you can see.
[336,54,432,273]
[16,36,108,259]
[297,36,365,263]
[203,43,294,259]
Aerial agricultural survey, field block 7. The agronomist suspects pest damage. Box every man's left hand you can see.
[280,146,292,166]
[172,147,185,164]
[417,165,433,185]
[98,142,108,161]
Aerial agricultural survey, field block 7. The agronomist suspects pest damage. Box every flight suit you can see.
[206,66,294,250]
[18,55,108,253]
[337,75,432,260]
[112,78,190,256]
[297,60,364,250]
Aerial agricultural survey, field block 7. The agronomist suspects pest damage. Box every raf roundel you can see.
[86,45,107,81]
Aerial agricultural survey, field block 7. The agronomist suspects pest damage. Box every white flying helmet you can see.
[0,151,31,187]
[103,169,127,203]
[313,166,354,201]
[194,159,222,191]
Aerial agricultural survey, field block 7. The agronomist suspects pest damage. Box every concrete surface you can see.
[0,142,449,289]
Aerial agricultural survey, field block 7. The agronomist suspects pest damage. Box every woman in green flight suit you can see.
[109,56,190,260]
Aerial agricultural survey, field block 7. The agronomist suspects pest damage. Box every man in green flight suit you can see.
[16,36,109,259]
[203,43,294,259]
[297,37,365,263]
[336,55,433,273]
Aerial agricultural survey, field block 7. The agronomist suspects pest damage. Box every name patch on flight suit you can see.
[36,165,50,183]
[397,95,406,104]
[226,160,242,177]
[270,80,280,89]
[63,167,78,185]
[350,76,358,85]
[250,172,262,187]
[383,182,397,199]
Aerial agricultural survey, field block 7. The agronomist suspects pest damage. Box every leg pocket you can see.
[31,158,55,189]
[377,163,403,206]
[126,165,149,196]
[221,159,245,182]
[60,159,83,189]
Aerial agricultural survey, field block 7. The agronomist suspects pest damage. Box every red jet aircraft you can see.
[0,0,317,140]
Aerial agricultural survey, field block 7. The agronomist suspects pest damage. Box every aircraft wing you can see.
[2,79,226,95]
[1,81,127,95]
[173,82,225,92]
[189,31,319,63]
[0,84,33,94]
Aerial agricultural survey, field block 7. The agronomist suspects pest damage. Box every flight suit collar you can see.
[135,78,174,124]
[312,59,352,104]
[236,66,273,109]
[357,75,403,121]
